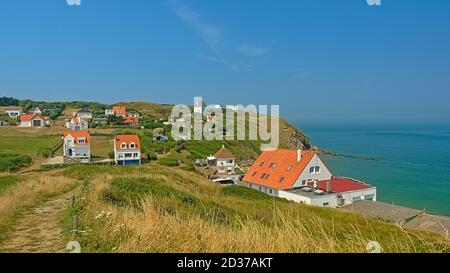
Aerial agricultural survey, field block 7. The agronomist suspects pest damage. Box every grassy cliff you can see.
[60,164,449,253]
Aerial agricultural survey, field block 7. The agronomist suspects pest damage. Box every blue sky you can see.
[1,0,450,125]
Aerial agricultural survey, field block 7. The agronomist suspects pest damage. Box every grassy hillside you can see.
[61,164,448,253]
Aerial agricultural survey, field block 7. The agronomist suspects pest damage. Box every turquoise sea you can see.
[300,124,450,216]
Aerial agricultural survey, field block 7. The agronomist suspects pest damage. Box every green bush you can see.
[147,152,158,161]
[157,157,180,167]
[0,153,33,172]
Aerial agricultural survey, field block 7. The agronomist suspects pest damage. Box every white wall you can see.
[292,154,333,188]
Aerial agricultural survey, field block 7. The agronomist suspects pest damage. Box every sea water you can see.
[300,124,450,216]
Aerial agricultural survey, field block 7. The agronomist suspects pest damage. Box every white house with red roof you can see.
[63,130,91,163]
[19,113,49,128]
[114,135,141,166]
[66,115,89,130]
[242,149,377,208]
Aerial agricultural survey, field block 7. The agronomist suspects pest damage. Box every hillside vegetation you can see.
[61,164,449,253]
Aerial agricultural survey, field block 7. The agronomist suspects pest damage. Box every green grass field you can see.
[0,137,57,157]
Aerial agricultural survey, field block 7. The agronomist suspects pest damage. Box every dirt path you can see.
[0,190,77,253]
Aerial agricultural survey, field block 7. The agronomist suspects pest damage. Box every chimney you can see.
[297,149,302,162]
[326,180,332,193]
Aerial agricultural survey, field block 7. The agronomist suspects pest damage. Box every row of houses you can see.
[105,105,140,125]
[63,131,141,165]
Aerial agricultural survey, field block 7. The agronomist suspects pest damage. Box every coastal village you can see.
[1,98,449,253]
[1,102,377,209]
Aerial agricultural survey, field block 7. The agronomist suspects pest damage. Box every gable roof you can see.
[113,105,127,116]
[70,115,85,124]
[115,135,141,150]
[243,149,316,190]
[20,113,47,121]
[123,117,139,124]
[64,130,91,144]
[77,107,91,114]
[214,145,235,159]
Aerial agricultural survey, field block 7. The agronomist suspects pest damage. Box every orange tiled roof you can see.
[243,149,316,190]
[64,130,91,144]
[123,117,139,124]
[20,113,47,121]
[113,105,127,116]
[115,135,141,150]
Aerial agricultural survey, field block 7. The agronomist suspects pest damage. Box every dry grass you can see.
[0,171,79,243]
[66,165,450,253]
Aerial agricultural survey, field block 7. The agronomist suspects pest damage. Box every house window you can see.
[121,143,127,149]
[310,166,321,174]
[364,194,375,201]
[269,189,273,194]
[260,173,266,179]
[259,161,265,167]
[130,142,136,149]
[323,202,330,207]
[125,153,132,158]
[118,153,124,159]
[352,196,363,202]
[265,174,270,180]
[279,177,285,183]
[133,153,139,158]
[252,172,257,177]
[287,165,293,172]
[302,180,307,186]
[227,160,233,164]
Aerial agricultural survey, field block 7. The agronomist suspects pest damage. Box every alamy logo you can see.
[67,0,81,6]
[171,97,280,150]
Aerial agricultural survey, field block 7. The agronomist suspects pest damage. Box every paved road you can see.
[343,201,450,235]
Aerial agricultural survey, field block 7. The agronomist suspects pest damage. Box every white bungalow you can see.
[5,107,22,119]
[19,113,49,128]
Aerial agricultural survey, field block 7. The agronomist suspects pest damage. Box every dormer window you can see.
[78,138,86,144]
[121,143,127,149]
[259,161,265,167]
[287,165,293,172]
[130,142,136,149]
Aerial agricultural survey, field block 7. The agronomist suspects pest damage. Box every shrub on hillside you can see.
[157,157,180,167]
[0,153,32,172]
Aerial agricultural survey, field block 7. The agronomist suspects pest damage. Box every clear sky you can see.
[1,0,449,125]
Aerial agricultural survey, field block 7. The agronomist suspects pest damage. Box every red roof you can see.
[64,130,91,144]
[317,178,372,193]
[20,113,47,121]
[115,135,141,150]
[20,114,34,121]
[243,149,316,190]
[123,117,139,124]
[113,105,127,116]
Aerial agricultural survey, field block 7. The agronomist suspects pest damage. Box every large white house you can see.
[63,131,91,163]
[242,149,377,208]
[207,145,236,177]
[66,115,89,130]
[19,113,49,128]
[114,135,141,166]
